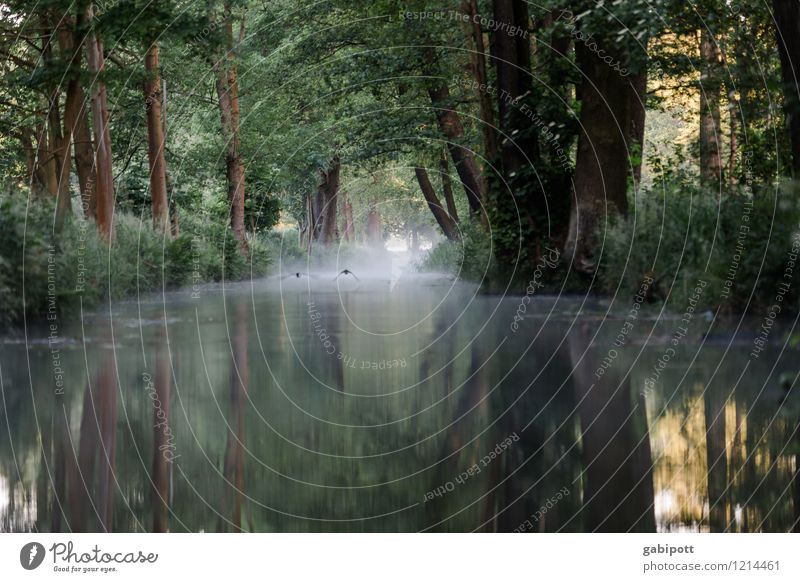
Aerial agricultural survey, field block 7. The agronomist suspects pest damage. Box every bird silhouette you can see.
[335,269,359,281]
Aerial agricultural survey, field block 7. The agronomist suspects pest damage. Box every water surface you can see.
[1,271,798,532]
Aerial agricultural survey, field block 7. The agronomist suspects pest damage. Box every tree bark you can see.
[316,156,340,245]
[344,197,355,242]
[491,0,538,186]
[463,0,498,164]
[699,28,723,184]
[73,98,96,219]
[144,42,170,232]
[427,83,486,216]
[86,5,114,241]
[773,0,800,176]
[415,167,458,240]
[439,149,459,222]
[566,40,633,273]
[41,12,72,230]
[54,11,92,230]
[213,2,248,253]
[366,205,382,247]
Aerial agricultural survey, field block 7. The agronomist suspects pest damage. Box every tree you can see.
[773,0,800,176]
[415,166,458,240]
[144,42,169,232]
[211,1,248,253]
[699,23,723,184]
[86,3,115,241]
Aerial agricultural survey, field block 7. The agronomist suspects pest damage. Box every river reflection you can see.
[0,275,798,532]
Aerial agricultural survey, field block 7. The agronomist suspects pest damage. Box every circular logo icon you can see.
[20,542,46,570]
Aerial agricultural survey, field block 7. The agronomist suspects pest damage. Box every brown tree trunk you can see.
[86,5,114,241]
[415,167,458,240]
[366,206,382,247]
[54,12,92,230]
[74,101,96,218]
[56,10,95,220]
[699,28,723,184]
[41,12,72,229]
[463,0,498,164]
[306,191,315,254]
[566,41,633,273]
[492,0,537,182]
[773,0,800,176]
[428,83,486,216]
[340,192,354,242]
[489,0,551,270]
[344,198,355,242]
[439,150,459,222]
[213,3,247,254]
[144,42,170,232]
[34,119,59,198]
[317,156,340,245]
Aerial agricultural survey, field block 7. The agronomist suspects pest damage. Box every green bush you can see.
[599,182,800,313]
[417,222,495,284]
[0,196,273,326]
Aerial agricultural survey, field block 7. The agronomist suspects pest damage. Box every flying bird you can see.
[335,269,359,281]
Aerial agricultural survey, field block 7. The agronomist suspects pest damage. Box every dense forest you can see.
[2,1,800,536]
[1,0,800,320]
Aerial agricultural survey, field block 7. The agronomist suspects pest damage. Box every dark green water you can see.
[1,273,798,532]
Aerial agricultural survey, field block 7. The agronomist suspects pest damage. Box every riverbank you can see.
[0,196,273,326]
[420,187,800,316]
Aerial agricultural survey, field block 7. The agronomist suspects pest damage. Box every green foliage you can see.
[417,221,494,283]
[600,181,800,313]
[0,195,272,326]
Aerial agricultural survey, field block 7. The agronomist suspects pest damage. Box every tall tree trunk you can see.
[366,206,382,247]
[773,0,800,176]
[566,41,634,273]
[427,82,486,216]
[491,0,537,180]
[344,198,355,242]
[57,9,94,219]
[415,167,458,240]
[463,0,498,164]
[86,5,114,241]
[41,13,72,230]
[33,118,58,198]
[439,149,459,222]
[213,3,247,253]
[306,191,315,254]
[316,156,340,245]
[74,100,96,219]
[489,0,552,271]
[144,42,170,232]
[340,192,354,242]
[699,28,723,184]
